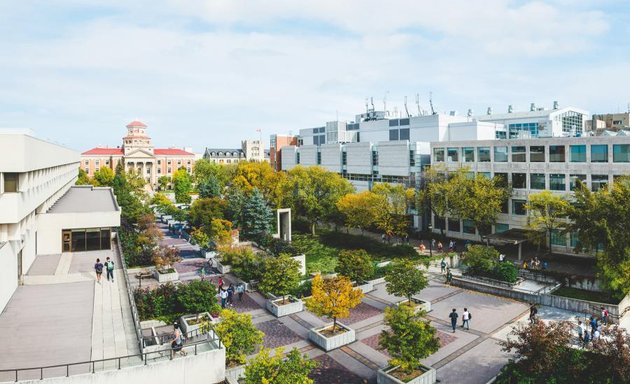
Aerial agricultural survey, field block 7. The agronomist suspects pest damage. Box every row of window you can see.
[389,128,410,141]
[2,173,19,193]
[480,171,615,192]
[433,144,630,163]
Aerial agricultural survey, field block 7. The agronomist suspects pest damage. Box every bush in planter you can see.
[336,249,375,284]
[230,247,264,283]
[257,253,301,303]
[290,279,312,299]
[384,259,428,304]
[493,262,519,284]
[213,309,264,366]
[243,347,318,384]
[379,305,440,379]
[258,235,298,256]
[461,245,499,275]
[305,274,363,333]
[134,283,179,322]
[177,280,219,315]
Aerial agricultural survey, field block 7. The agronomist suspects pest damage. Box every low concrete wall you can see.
[16,347,226,384]
[519,270,604,292]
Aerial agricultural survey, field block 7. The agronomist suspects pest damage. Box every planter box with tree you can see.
[336,249,376,294]
[152,245,181,283]
[259,254,304,317]
[385,259,431,312]
[243,347,318,384]
[213,309,264,370]
[305,274,363,351]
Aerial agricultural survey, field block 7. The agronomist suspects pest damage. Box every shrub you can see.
[214,309,264,366]
[462,245,499,274]
[134,280,219,323]
[177,280,219,315]
[258,254,302,302]
[229,247,264,282]
[493,262,519,284]
[258,235,299,256]
[336,249,375,283]
[320,231,417,260]
[244,347,317,384]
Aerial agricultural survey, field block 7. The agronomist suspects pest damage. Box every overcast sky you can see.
[1,1,629,152]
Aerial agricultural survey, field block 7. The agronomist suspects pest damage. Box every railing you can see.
[114,233,144,351]
[0,334,221,383]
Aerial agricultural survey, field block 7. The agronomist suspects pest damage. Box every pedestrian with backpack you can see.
[449,308,458,333]
[105,257,115,282]
[440,258,447,274]
[94,258,104,283]
[462,308,471,330]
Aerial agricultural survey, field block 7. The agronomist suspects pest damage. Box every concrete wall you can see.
[345,142,372,175]
[37,211,121,255]
[280,146,297,170]
[15,347,226,384]
[0,242,17,314]
[320,144,342,173]
[377,141,411,176]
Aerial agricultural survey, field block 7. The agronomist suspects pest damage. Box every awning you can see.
[482,228,530,246]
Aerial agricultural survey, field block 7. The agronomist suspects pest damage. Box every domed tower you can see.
[122,120,154,155]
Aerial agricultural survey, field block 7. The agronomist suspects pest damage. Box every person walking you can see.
[577,320,584,343]
[529,304,538,324]
[449,308,458,333]
[94,258,104,283]
[236,283,245,302]
[227,284,235,307]
[437,241,443,253]
[601,307,609,326]
[440,258,447,274]
[448,240,454,252]
[171,323,187,356]
[219,288,228,309]
[589,316,598,337]
[217,276,224,290]
[462,308,471,330]
[105,257,115,282]
[446,268,453,285]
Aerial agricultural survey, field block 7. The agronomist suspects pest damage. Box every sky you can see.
[0,0,629,152]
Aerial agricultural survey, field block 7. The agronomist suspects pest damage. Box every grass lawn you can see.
[552,286,619,304]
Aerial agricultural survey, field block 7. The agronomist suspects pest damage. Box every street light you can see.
[427,223,433,257]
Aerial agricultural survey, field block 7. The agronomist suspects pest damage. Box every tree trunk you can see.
[548,229,552,255]
[332,317,337,333]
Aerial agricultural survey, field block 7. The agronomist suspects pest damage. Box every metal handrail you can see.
[114,233,144,351]
[0,334,221,383]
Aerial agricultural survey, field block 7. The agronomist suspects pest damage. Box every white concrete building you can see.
[241,139,265,162]
[0,131,120,313]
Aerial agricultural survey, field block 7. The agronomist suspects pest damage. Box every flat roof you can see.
[47,186,119,213]
[483,229,530,245]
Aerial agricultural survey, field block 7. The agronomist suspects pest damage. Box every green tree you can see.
[241,188,273,241]
[525,190,571,253]
[258,254,301,303]
[190,227,211,250]
[243,347,317,384]
[172,168,192,203]
[224,187,246,228]
[112,163,150,224]
[461,245,499,274]
[569,178,630,297]
[150,192,175,214]
[157,175,170,191]
[335,249,374,283]
[336,191,388,234]
[379,305,440,375]
[198,174,221,198]
[419,165,450,236]
[213,309,264,366]
[193,159,232,188]
[92,166,115,187]
[177,280,218,315]
[284,166,354,235]
[305,274,363,332]
[384,259,428,304]
[189,197,226,233]
[76,168,92,185]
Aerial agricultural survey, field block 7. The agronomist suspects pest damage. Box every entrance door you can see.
[62,230,72,252]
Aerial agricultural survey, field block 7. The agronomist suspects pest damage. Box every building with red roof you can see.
[81,121,195,188]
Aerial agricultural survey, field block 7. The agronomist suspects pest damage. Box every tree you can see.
[150,192,175,213]
[372,183,415,237]
[224,187,246,228]
[258,254,301,303]
[335,249,374,283]
[92,166,115,187]
[336,191,387,234]
[172,168,192,203]
[193,158,232,188]
[284,166,354,235]
[210,218,233,247]
[112,163,150,224]
[525,190,570,253]
[243,347,317,384]
[152,245,181,271]
[190,227,211,250]
[592,325,630,382]
[241,188,273,241]
[384,259,428,304]
[461,245,499,274]
[420,165,450,236]
[305,274,363,332]
[379,305,440,376]
[157,175,170,191]
[188,197,226,233]
[213,309,264,366]
[76,168,92,185]
[135,213,163,263]
[177,280,218,315]
[568,178,630,297]
[198,174,221,198]
[232,161,287,208]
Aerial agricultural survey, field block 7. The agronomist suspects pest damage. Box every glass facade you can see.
[512,173,526,189]
[3,173,18,192]
[67,228,111,252]
[551,230,566,246]
[447,148,459,162]
[591,175,608,191]
[494,173,508,187]
[530,146,545,162]
[512,200,527,215]
[613,144,630,162]
[570,145,586,162]
[508,123,538,138]
[494,146,508,162]
[512,146,526,162]
[591,145,608,162]
[463,147,475,162]
[569,174,586,191]
[462,219,476,234]
[549,145,565,162]
[549,174,565,191]
[495,223,509,233]
[478,147,491,162]
[530,173,546,189]
[448,219,461,233]
[433,148,444,162]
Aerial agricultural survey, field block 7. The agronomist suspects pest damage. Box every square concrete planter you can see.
[225,364,246,384]
[154,269,179,283]
[395,298,431,314]
[308,322,355,351]
[180,312,211,336]
[377,365,437,384]
[355,281,375,294]
[216,260,231,274]
[265,295,304,317]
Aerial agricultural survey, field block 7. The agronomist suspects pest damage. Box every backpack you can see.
[95,263,103,273]
[107,261,114,271]
[468,312,472,320]
[441,260,446,267]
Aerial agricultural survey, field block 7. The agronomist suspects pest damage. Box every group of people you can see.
[217,276,245,308]
[94,257,115,283]
[522,257,547,270]
[449,308,472,332]
[381,233,410,244]
[577,307,610,347]
[440,258,454,284]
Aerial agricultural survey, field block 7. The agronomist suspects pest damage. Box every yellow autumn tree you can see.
[336,191,388,234]
[305,274,363,333]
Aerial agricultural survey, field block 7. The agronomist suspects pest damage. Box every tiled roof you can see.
[126,120,147,128]
[82,147,124,155]
[154,148,194,156]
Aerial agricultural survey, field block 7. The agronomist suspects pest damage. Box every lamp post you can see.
[428,223,433,257]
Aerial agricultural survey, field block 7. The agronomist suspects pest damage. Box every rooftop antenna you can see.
[429,92,436,115]
[404,96,410,118]
[370,97,375,111]
[383,91,388,112]
[415,94,422,116]
[365,98,369,114]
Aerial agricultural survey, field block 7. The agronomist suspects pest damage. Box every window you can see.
[494,146,508,162]
[3,173,19,192]
[372,151,379,166]
[501,199,509,214]
[95,160,100,166]
[409,151,415,166]
[478,147,491,162]
[495,223,509,234]
[512,200,527,215]
[551,230,566,246]
[399,128,410,140]
[399,118,410,126]
[167,160,171,165]
[167,167,172,174]
[512,146,526,162]
[433,148,445,162]
[157,160,161,165]
[591,145,608,162]
[389,130,399,141]
[447,148,459,162]
[463,219,476,234]
[512,173,526,189]
[434,217,446,230]
[157,169,161,174]
[570,232,579,248]
[389,119,399,127]
[448,219,460,233]
[549,145,565,162]
[84,160,89,165]
[463,147,475,162]
[591,175,608,191]
[494,173,508,188]
[570,145,586,162]
[530,146,545,162]
[479,172,491,179]
[613,144,630,162]
[296,153,301,164]
[530,173,545,189]
[317,152,321,165]
[570,174,586,191]
[549,174,565,191]
[342,151,347,165]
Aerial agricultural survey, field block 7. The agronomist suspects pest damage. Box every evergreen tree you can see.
[241,188,273,241]
[198,174,221,198]
[224,187,246,228]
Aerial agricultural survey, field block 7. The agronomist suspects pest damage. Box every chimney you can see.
[530,103,536,112]
[487,107,492,115]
